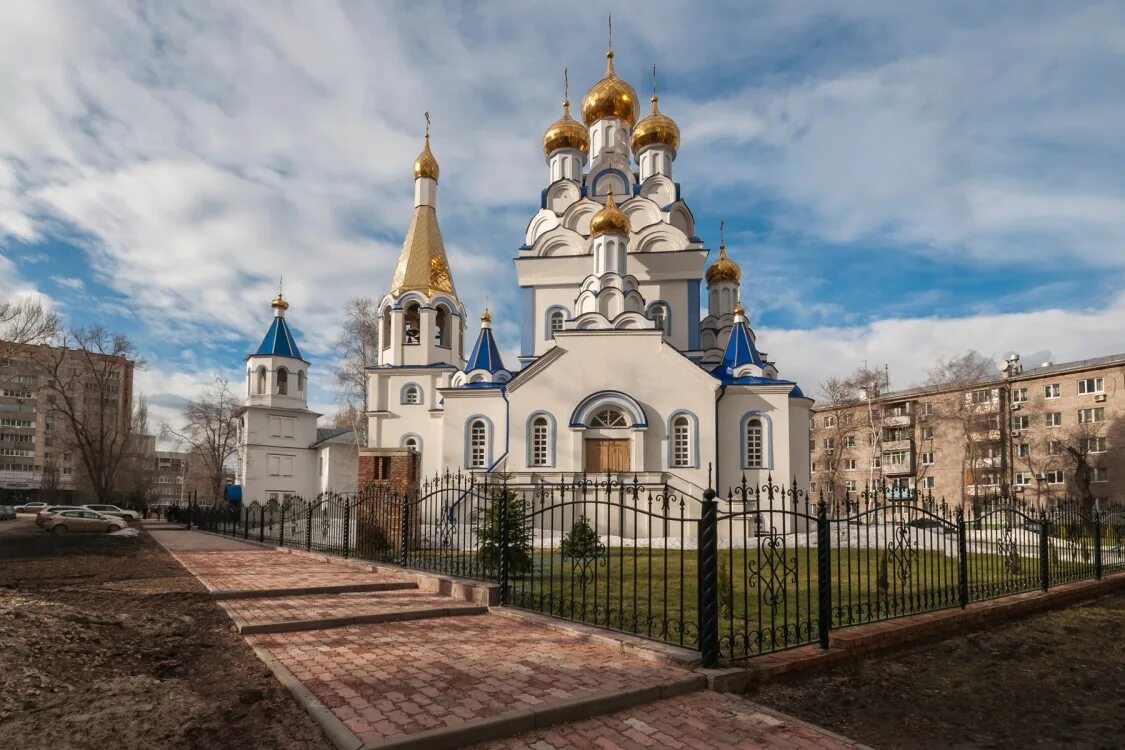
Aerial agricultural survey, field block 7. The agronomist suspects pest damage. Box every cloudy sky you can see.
[3,0,1124,436]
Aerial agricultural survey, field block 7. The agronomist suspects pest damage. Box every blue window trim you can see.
[543,305,570,341]
[569,390,648,429]
[645,300,671,336]
[740,411,773,470]
[666,410,699,469]
[400,433,423,453]
[464,414,494,469]
[400,382,424,405]
[525,411,556,468]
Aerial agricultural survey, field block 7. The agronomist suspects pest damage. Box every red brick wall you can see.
[356,449,420,555]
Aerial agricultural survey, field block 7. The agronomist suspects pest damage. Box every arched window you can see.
[381,310,391,349]
[404,436,420,453]
[652,305,666,333]
[435,305,449,348]
[745,418,763,468]
[671,415,691,467]
[297,370,306,393]
[589,409,628,428]
[550,310,565,338]
[402,384,421,405]
[404,303,421,345]
[530,416,550,466]
[469,419,487,468]
[276,368,289,396]
[256,367,267,395]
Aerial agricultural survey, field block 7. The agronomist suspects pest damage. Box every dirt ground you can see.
[750,590,1125,749]
[0,518,332,750]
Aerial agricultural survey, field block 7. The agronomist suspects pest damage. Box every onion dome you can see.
[270,293,289,312]
[733,303,745,318]
[706,247,741,285]
[589,190,630,238]
[413,120,439,181]
[582,50,638,126]
[481,307,492,325]
[632,95,680,153]
[543,99,589,156]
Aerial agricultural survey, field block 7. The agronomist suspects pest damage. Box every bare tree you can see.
[924,351,993,387]
[30,327,143,503]
[118,397,158,505]
[0,297,59,386]
[814,366,889,504]
[162,377,242,505]
[333,297,380,445]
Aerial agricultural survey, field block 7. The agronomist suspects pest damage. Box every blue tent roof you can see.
[715,319,765,372]
[466,325,506,374]
[256,316,303,360]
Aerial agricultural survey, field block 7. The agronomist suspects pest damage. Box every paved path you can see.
[150,528,857,750]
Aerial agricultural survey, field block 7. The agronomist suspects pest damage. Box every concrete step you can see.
[220,590,488,634]
[210,580,417,601]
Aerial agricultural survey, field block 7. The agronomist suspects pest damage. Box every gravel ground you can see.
[0,518,332,750]
[749,590,1125,749]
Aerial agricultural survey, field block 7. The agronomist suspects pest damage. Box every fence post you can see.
[1093,507,1103,580]
[697,487,719,668]
[343,497,351,559]
[498,476,510,606]
[185,495,192,531]
[816,500,831,649]
[259,505,265,543]
[400,492,411,567]
[306,502,313,551]
[280,502,286,547]
[243,505,249,540]
[1039,510,1050,592]
[956,507,969,608]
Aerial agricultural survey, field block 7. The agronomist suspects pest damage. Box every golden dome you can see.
[706,247,741,285]
[733,303,746,317]
[413,118,439,181]
[581,50,639,126]
[589,190,630,238]
[543,99,589,156]
[271,294,289,311]
[481,308,492,324]
[632,95,680,152]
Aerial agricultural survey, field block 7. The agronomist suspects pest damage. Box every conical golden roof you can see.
[632,95,680,152]
[581,50,638,126]
[590,190,630,238]
[543,99,589,156]
[389,206,457,298]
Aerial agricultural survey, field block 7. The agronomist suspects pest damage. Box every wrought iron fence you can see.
[186,474,1122,668]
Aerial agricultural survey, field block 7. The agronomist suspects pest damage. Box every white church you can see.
[236,47,812,504]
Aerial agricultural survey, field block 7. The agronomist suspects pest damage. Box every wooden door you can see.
[584,439,631,473]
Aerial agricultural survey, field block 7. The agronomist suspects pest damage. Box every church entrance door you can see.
[584,439,630,473]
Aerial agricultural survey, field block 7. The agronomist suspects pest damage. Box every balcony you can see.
[969,429,1002,442]
[882,438,913,453]
[883,457,915,477]
[976,456,1003,468]
[883,414,913,428]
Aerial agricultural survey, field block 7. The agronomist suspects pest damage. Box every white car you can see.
[15,502,48,514]
[82,504,141,522]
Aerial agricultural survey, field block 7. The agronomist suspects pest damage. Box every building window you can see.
[435,305,450,348]
[1045,412,1062,427]
[745,418,763,468]
[1015,472,1033,486]
[402,384,422,405]
[823,415,838,428]
[671,415,690,468]
[920,402,934,416]
[922,426,934,440]
[1044,383,1060,399]
[276,368,289,396]
[871,456,881,469]
[404,435,420,453]
[1013,415,1030,430]
[844,435,856,448]
[256,367,267,395]
[1092,467,1108,483]
[469,419,487,468]
[921,452,934,465]
[1012,388,1028,403]
[968,389,993,405]
[589,409,628,428]
[404,303,421,344]
[1047,440,1064,456]
[1017,443,1030,458]
[266,454,294,477]
[530,416,550,467]
[382,309,392,347]
[845,480,857,492]
[1077,378,1103,395]
[1084,437,1107,453]
[823,437,835,452]
[1045,470,1065,485]
[651,305,667,333]
[1078,407,1105,424]
[845,459,857,470]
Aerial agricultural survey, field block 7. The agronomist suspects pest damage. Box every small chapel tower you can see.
[245,291,310,408]
[379,116,467,369]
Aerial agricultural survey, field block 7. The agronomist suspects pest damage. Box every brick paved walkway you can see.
[152,529,857,750]
[471,691,860,749]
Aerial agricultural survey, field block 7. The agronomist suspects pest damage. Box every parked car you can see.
[82,504,141,522]
[44,510,127,535]
[14,502,48,514]
[34,505,85,528]
[0,506,16,520]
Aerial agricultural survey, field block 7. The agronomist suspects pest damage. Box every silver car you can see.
[44,510,127,535]
[83,504,141,522]
[35,505,84,528]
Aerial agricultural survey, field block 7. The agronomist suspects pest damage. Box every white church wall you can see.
[437,390,507,472]
[317,442,358,495]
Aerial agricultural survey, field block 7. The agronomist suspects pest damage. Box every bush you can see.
[476,484,533,578]
[560,515,604,560]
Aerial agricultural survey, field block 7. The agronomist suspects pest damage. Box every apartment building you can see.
[0,343,135,504]
[810,353,1124,506]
